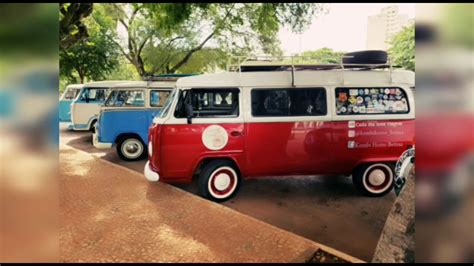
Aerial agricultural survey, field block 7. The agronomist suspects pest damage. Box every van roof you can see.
[65,84,84,89]
[176,69,415,88]
[83,80,136,88]
[83,80,176,89]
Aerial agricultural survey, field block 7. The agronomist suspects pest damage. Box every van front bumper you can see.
[60,122,74,130]
[144,161,160,182]
[92,132,113,149]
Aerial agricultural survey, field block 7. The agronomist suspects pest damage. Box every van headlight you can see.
[148,141,152,157]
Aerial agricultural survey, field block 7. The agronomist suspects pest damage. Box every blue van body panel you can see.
[98,108,162,145]
[59,100,73,122]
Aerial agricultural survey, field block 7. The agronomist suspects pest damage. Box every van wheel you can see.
[198,160,241,202]
[117,137,146,161]
[353,163,394,197]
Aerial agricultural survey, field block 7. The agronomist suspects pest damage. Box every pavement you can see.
[59,139,364,262]
[60,123,396,261]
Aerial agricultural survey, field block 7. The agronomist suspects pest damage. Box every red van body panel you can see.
[244,121,334,176]
[149,118,415,182]
[154,123,245,182]
[330,119,415,174]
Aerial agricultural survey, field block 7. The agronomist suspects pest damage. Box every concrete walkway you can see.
[60,143,364,262]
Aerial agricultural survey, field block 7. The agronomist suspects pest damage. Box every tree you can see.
[388,23,414,71]
[60,13,120,84]
[59,3,93,49]
[94,3,327,78]
[297,48,345,64]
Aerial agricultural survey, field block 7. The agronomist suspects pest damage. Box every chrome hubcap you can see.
[125,143,139,153]
[368,169,386,186]
[122,139,142,158]
[214,173,231,191]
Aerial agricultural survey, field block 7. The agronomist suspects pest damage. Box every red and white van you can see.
[144,58,415,202]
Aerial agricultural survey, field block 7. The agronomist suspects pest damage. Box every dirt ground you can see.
[60,123,395,261]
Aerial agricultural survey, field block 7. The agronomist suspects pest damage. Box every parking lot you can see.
[61,123,396,261]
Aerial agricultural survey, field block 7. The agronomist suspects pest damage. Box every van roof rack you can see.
[226,51,396,86]
[143,73,199,82]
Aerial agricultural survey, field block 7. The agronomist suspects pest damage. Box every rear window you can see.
[251,88,327,117]
[150,90,171,107]
[335,87,409,115]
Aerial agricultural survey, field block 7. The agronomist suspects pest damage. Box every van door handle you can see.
[230,131,243,137]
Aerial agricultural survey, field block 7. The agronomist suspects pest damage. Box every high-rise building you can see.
[367,6,413,51]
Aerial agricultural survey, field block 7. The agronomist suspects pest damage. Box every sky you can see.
[278,3,415,54]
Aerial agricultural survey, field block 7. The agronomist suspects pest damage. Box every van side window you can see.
[105,90,145,107]
[251,88,327,117]
[81,88,107,102]
[335,87,409,115]
[150,90,171,107]
[174,88,239,118]
[63,88,80,100]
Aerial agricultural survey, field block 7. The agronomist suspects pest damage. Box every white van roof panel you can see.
[65,84,84,89]
[83,80,176,89]
[83,80,137,88]
[176,69,414,88]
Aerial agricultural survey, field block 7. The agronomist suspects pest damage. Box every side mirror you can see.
[185,103,193,124]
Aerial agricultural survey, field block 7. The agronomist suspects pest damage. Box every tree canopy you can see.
[60,10,120,84]
[298,48,345,64]
[388,23,415,71]
[59,3,93,49]
[59,3,329,87]
[90,3,326,78]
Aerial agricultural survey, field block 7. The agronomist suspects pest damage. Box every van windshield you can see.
[159,88,177,118]
[62,88,80,100]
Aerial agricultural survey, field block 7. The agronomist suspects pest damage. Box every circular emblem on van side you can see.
[202,125,228,150]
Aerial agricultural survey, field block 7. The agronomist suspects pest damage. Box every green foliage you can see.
[60,13,120,83]
[143,47,227,74]
[388,23,415,71]
[441,4,474,49]
[274,48,344,65]
[0,4,58,58]
[105,58,142,81]
[59,3,93,49]
[93,3,327,78]
[298,48,345,64]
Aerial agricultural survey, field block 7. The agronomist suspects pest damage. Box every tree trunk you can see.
[371,168,415,263]
[78,71,85,84]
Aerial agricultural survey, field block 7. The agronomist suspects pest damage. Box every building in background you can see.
[367,5,414,51]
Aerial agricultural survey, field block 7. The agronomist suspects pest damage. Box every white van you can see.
[70,81,129,131]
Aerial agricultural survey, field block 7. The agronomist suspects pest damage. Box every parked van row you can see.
[59,75,193,160]
[60,51,415,203]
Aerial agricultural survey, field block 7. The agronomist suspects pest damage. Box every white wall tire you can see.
[117,137,145,161]
[353,163,394,197]
[198,160,241,202]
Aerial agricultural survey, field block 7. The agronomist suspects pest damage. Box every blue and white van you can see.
[70,81,126,131]
[92,81,174,161]
[59,84,83,123]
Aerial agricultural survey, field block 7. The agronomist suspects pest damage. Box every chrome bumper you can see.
[144,160,160,182]
[92,132,113,149]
